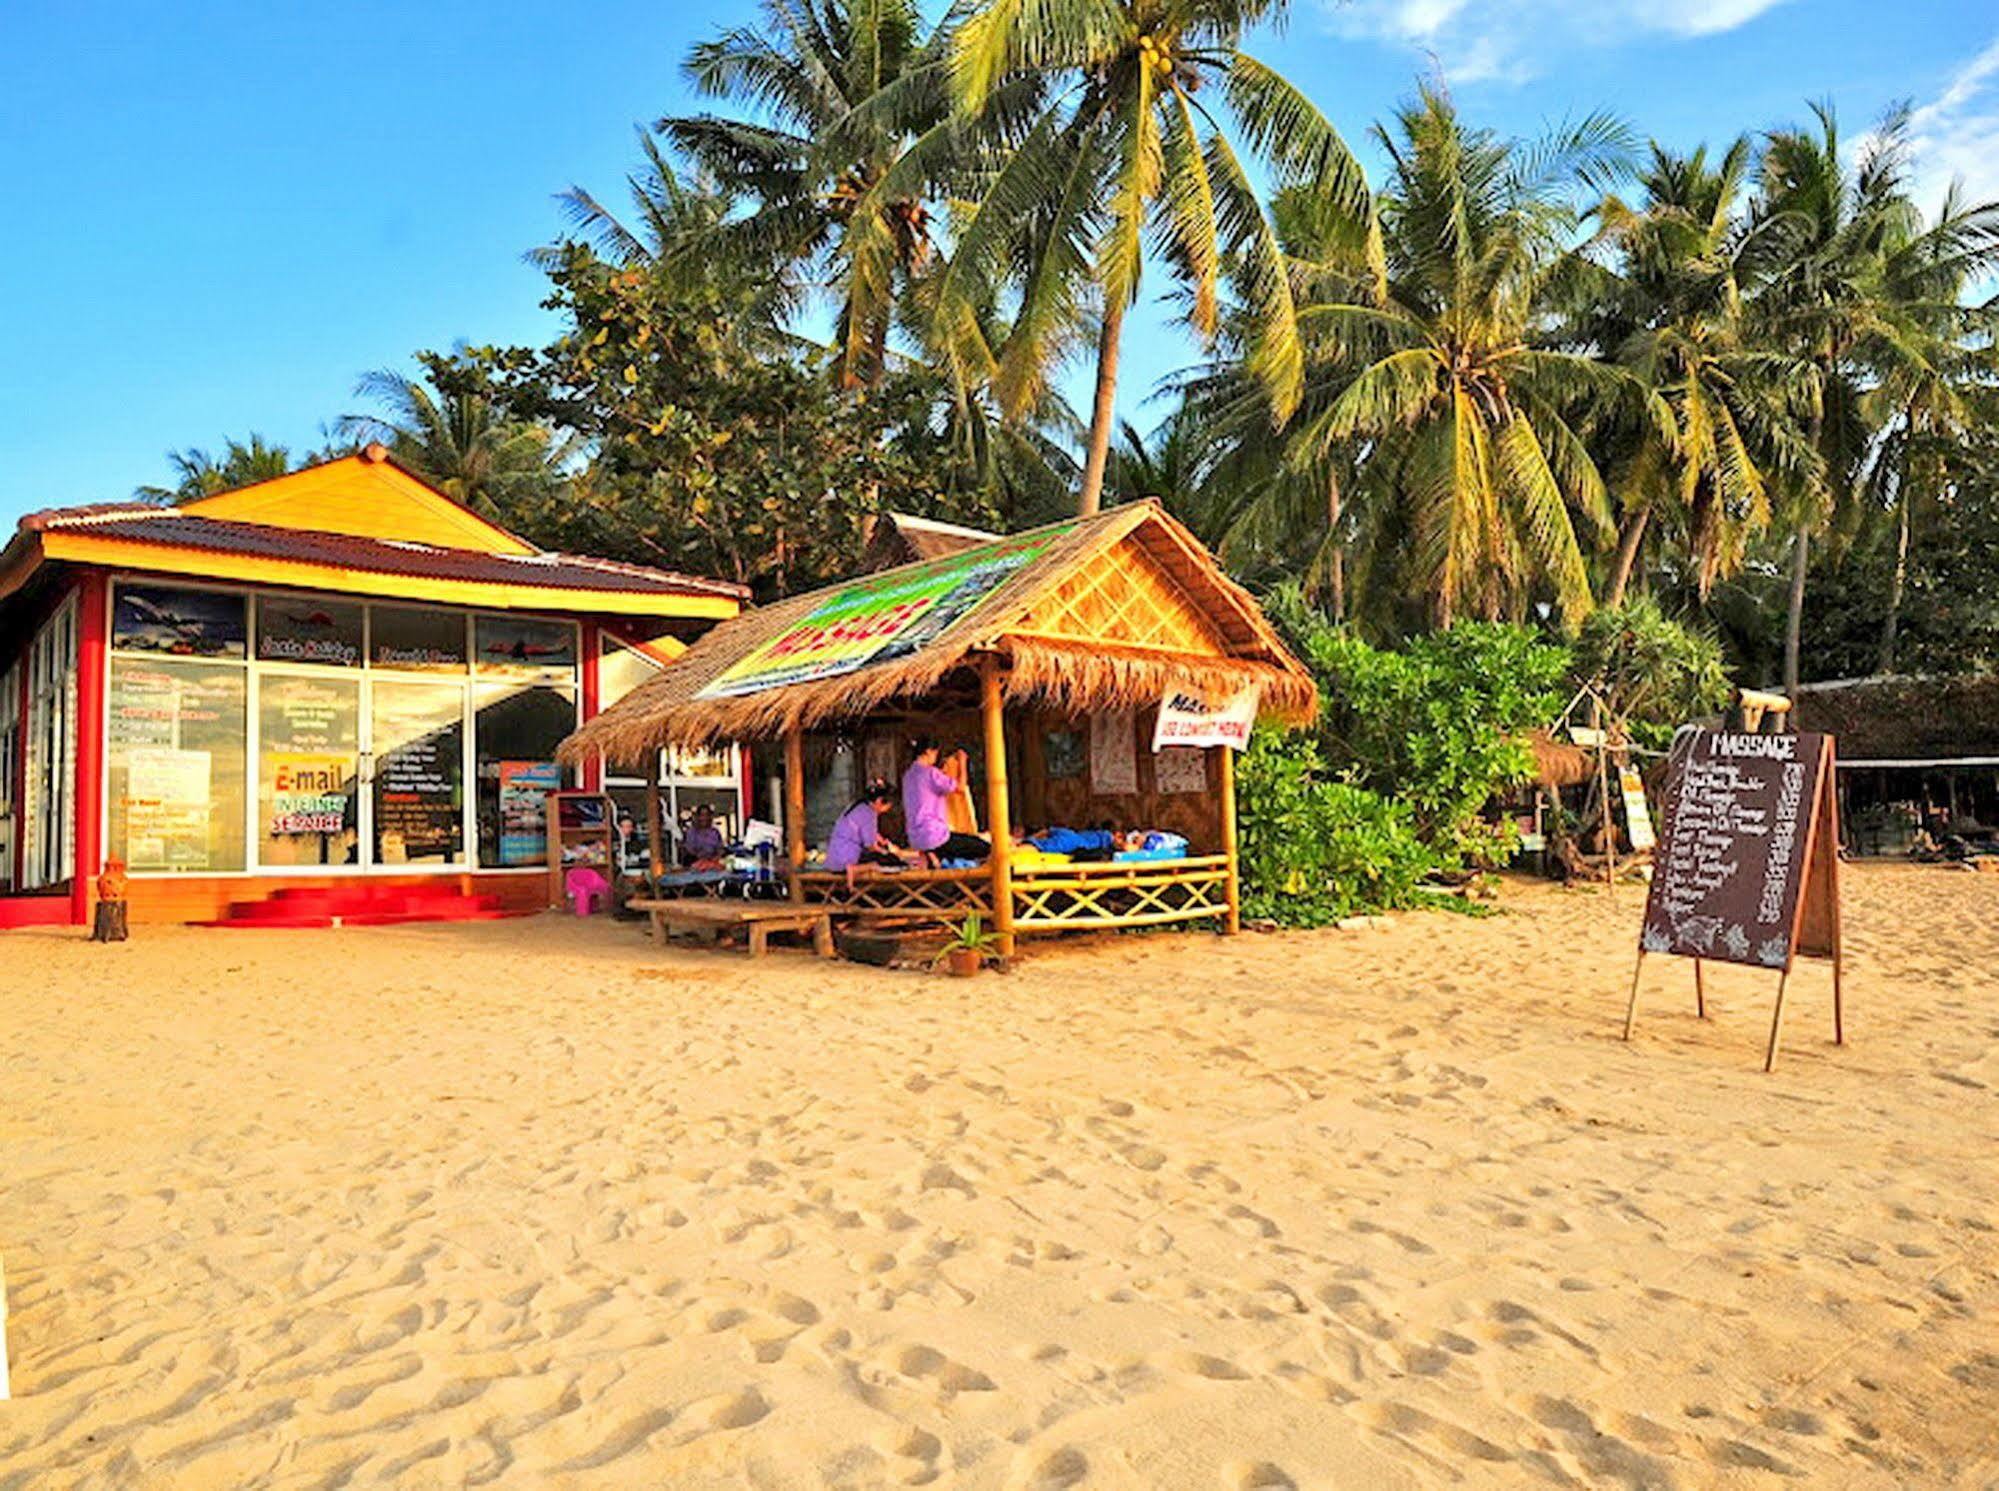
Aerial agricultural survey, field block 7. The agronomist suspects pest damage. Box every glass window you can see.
[474,615,576,679]
[600,635,665,709]
[258,675,360,867]
[372,606,468,672]
[372,681,466,866]
[112,584,247,659]
[107,658,247,872]
[474,684,575,867]
[257,596,363,667]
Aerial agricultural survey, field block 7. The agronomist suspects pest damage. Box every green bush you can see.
[1571,598,1732,750]
[1234,589,1572,926]
[1236,732,1433,926]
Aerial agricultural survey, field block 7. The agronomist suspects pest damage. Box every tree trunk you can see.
[1327,466,1346,621]
[1876,493,1911,676]
[1782,520,1809,698]
[1604,507,1650,609]
[1077,294,1129,518]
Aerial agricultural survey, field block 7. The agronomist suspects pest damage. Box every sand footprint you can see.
[1230,1461,1297,1490]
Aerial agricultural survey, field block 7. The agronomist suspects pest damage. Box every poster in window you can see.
[269,754,350,835]
[1089,712,1138,795]
[258,598,363,667]
[475,616,575,677]
[1156,747,1207,795]
[373,607,468,671]
[113,586,247,658]
[125,746,212,869]
[498,760,561,864]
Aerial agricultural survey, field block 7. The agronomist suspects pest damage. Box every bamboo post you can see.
[644,750,665,882]
[980,656,1016,960]
[1622,951,1646,1040]
[784,724,806,905]
[1218,743,1241,936]
[1694,958,1706,1019]
[1764,968,1792,1073]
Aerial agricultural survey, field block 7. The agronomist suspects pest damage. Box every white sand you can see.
[2,865,1996,1488]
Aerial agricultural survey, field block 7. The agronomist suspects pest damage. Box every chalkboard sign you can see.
[1626,726,1844,1071]
[1640,729,1835,969]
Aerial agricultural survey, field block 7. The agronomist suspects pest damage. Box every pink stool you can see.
[566,865,611,917]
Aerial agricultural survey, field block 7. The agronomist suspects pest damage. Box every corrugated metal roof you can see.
[21,505,747,601]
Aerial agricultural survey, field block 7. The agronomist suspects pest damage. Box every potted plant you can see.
[934,912,999,977]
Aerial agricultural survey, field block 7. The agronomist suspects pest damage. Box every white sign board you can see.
[1153,686,1259,752]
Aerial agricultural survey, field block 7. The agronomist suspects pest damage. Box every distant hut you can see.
[1795,675,1999,855]
[858,512,1001,574]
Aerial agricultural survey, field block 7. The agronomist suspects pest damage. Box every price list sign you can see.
[1626,727,1844,1071]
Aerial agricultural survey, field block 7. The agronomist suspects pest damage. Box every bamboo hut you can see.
[560,502,1316,954]
[1796,675,1999,855]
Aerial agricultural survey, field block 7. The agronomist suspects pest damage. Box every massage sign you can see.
[1624,727,1844,1071]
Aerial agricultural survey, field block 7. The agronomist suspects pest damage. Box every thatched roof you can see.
[1795,675,1999,762]
[858,511,1000,572]
[1529,730,1598,788]
[562,501,1317,765]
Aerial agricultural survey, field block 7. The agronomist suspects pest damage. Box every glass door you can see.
[257,673,361,868]
[369,679,468,867]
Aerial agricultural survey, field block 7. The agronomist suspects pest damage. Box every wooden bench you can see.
[628,898,835,959]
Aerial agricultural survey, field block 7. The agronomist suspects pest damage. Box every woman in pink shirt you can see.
[902,738,990,865]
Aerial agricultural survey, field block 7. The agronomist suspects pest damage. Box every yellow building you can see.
[0,446,745,927]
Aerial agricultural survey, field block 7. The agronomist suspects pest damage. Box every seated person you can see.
[1113,828,1191,861]
[904,738,991,865]
[679,805,727,868]
[825,781,918,884]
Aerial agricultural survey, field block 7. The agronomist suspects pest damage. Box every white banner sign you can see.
[1152,686,1259,752]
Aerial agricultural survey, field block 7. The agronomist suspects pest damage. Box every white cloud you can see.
[1317,0,1792,84]
[1903,36,1999,211]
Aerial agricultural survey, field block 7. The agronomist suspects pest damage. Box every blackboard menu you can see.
[1640,729,1831,970]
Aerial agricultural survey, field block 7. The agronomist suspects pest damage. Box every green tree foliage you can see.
[452,246,1011,598]
[134,435,302,504]
[1571,597,1733,748]
[1236,586,1572,924]
[336,361,580,526]
[944,0,1368,515]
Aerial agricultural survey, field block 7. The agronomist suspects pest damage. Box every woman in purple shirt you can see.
[902,738,990,865]
[824,782,909,874]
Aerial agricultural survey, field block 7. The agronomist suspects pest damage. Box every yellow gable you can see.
[1012,531,1230,658]
[180,449,537,555]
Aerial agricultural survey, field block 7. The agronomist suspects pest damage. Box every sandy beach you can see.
[3,864,1996,1488]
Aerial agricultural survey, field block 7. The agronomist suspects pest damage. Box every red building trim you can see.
[578,621,602,792]
[70,571,109,926]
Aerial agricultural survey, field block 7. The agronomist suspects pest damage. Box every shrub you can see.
[1235,732,1433,926]
[1571,598,1732,750]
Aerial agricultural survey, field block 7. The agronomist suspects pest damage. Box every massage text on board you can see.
[1639,728,1828,971]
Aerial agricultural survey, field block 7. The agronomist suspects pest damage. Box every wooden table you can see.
[628,898,835,959]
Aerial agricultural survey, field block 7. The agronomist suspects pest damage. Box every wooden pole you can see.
[980,656,1016,960]
[1594,693,1617,894]
[644,750,665,882]
[1764,967,1792,1073]
[784,724,806,905]
[1694,958,1706,1019]
[1218,743,1242,936]
[1622,951,1646,1040]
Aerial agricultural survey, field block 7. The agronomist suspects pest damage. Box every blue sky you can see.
[2,0,1995,529]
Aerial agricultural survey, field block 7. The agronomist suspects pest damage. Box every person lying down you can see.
[1008,824,1191,866]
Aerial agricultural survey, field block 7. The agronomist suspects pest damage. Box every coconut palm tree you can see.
[943,0,1370,516]
[336,363,581,525]
[135,435,297,503]
[1573,140,1818,605]
[660,0,972,388]
[1276,87,1646,629]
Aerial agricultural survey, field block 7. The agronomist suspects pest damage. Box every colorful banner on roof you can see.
[698,524,1077,699]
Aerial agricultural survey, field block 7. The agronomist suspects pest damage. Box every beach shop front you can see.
[0,447,746,927]
[560,502,1317,956]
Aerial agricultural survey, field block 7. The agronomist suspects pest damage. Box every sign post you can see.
[1623,728,1843,1071]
